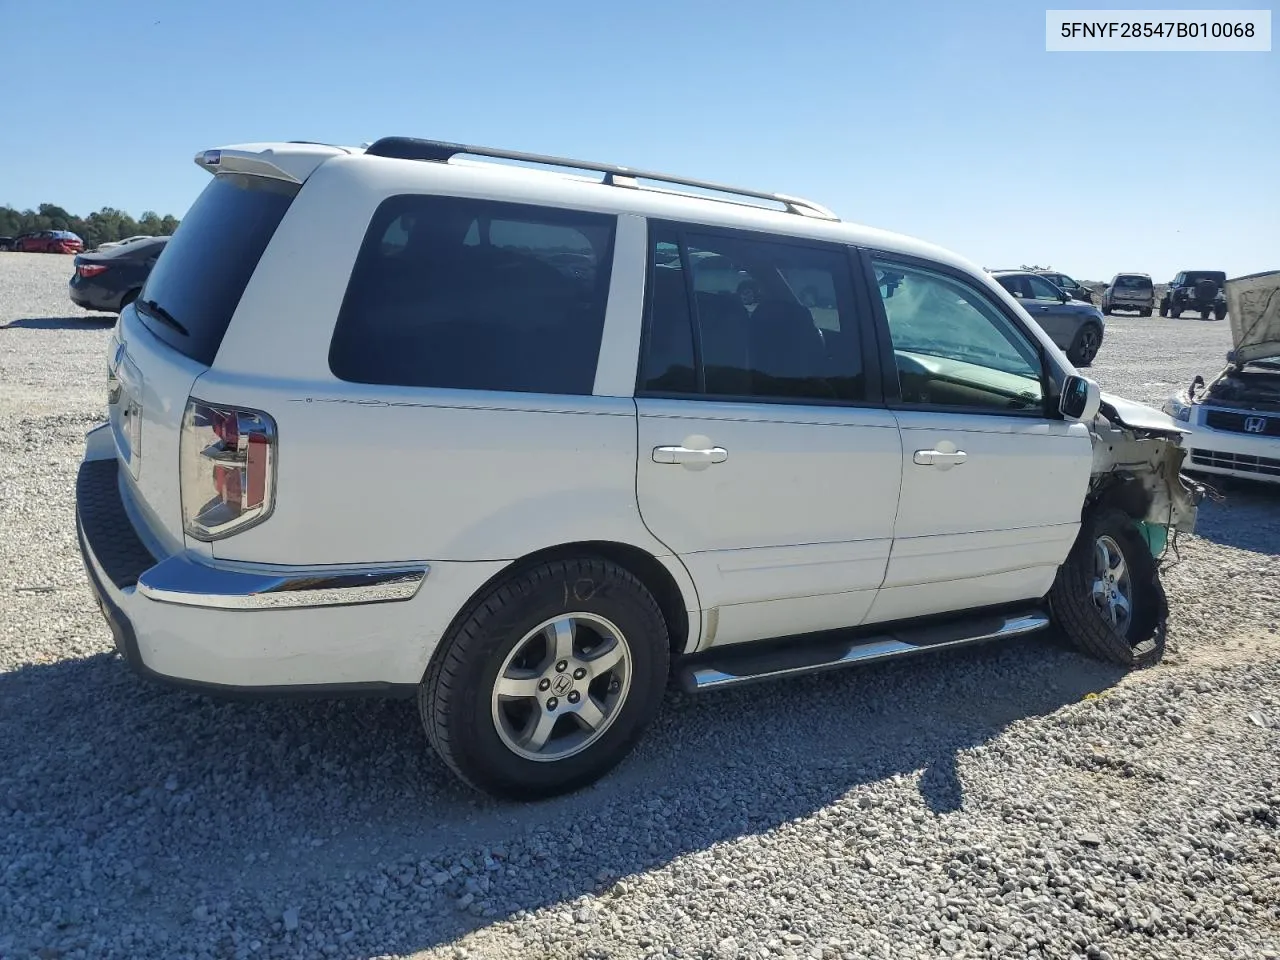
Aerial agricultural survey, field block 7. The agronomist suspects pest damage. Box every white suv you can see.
[76,138,1202,799]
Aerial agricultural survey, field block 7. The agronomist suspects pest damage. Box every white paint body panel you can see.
[635,399,902,647]
[867,411,1092,623]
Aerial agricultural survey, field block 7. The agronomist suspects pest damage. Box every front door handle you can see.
[653,445,728,469]
[913,448,968,469]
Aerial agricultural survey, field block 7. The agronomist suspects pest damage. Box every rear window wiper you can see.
[137,299,189,337]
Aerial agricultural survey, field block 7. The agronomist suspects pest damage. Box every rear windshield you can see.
[136,173,299,365]
[1183,272,1226,285]
[1115,276,1152,290]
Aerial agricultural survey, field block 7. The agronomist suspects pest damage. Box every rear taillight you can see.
[180,399,276,540]
[77,263,108,278]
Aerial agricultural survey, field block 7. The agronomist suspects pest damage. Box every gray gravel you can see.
[2,251,1278,960]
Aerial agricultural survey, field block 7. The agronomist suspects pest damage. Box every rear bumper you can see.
[1183,422,1280,484]
[68,280,121,313]
[74,435,465,694]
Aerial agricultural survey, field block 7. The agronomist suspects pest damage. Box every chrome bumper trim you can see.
[136,555,428,610]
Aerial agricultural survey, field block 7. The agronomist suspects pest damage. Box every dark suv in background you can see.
[1101,273,1155,316]
[1161,271,1227,320]
[991,270,1106,366]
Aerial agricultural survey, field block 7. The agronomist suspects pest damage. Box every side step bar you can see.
[678,608,1050,693]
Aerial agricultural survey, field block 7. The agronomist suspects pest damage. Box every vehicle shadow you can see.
[1186,476,1280,555]
[1,316,115,330]
[0,631,1127,957]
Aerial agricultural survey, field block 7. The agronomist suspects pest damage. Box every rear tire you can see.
[1214,306,1227,321]
[1102,305,1112,316]
[1200,308,1211,321]
[420,557,669,800]
[1140,308,1152,317]
[1049,508,1167,668]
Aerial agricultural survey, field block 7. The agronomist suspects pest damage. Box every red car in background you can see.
[14,230,84,254]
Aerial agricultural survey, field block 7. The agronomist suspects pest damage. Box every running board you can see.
[679,608,1050,693]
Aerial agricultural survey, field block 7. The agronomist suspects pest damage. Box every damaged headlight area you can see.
[1162,392,1193,422]
[1087,396,1204,553]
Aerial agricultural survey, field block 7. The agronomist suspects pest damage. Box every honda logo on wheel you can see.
[1244,416,1268,434]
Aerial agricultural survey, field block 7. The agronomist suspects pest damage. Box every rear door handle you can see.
[913,448,968,469]
[653,445,728,469]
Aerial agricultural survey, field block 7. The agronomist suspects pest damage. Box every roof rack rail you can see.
[362,137,839,221]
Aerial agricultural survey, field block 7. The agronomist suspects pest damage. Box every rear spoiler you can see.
[194,142,359,183]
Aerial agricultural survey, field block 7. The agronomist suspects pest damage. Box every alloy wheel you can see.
[490,613,633,762]
[1091,535,1133,637]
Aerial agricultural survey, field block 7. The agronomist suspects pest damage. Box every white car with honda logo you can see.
[77,137,1202,800]
[1164,270,1280,485]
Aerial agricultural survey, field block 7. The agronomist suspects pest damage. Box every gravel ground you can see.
[1,251,1278,960]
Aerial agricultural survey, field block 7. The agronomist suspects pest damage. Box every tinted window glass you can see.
[873,259,1044,413]
[1025,275,1064,301]
[638,229,863,403]
[995,275,1028,298]
[126,239,167,260]
[138,173,299,365]
[640,236,697,393]
[1115,275,1152,290]
[330,196,616,394]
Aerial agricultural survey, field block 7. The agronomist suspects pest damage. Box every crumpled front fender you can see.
[1088,398,1202,535]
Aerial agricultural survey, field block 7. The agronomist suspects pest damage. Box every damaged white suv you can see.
[75,138,1202,799]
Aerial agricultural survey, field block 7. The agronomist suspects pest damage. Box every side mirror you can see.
[1060,374,1101,422]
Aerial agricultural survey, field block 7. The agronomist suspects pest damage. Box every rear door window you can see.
[638,227,865,403]
[329,196,616,395]
[136,173,299,365]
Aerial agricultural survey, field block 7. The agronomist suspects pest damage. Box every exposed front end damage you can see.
[1086,395,1203,547]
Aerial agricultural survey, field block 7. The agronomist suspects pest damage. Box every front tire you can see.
[1049,508,1166,668]
[1068,324,1101,366]
[420,557,669,800]
[1140,308,1152,317]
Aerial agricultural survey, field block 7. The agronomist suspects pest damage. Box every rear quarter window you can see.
[136,173,299,366]
[329,195,616,395]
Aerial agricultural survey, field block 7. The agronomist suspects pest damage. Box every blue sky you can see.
[1,0,1275,280]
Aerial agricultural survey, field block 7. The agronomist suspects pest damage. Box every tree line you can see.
[0,203,180,249]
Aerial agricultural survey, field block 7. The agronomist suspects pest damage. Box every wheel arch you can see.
[1086,472,1152,522]
[429,540,700,678]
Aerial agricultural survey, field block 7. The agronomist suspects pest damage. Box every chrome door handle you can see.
[653,445,728,468]
[913,448,968,468]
